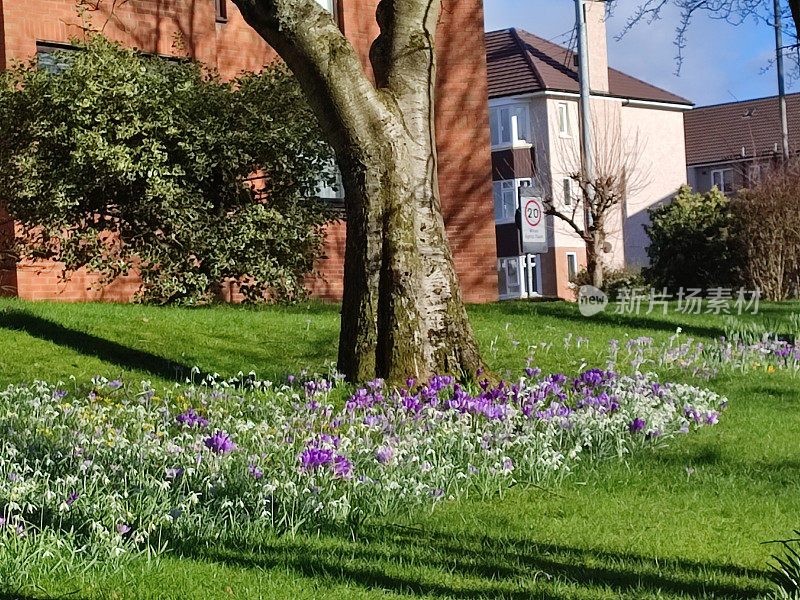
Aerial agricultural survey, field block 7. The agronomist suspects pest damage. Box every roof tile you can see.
[684,94,800,165]
[486,28,692,106]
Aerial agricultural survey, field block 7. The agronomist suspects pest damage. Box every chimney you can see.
[583,0,609,93]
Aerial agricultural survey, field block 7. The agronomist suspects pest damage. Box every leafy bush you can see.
[571,266,647,300]
[0,36,333,304]
[734,162,800,300]
[644,185,737,291]
[0,368,724,559]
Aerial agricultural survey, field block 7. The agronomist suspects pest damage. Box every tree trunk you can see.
[586,234,604,289]
[232,0,487,383]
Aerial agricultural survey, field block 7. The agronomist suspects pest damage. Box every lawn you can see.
[0,298,799,599]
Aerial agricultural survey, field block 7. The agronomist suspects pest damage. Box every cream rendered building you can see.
[486,2,692,299]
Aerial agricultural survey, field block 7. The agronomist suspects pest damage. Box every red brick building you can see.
[0,0,498,303]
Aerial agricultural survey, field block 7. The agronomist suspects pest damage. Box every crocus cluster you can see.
[0,367,725,558]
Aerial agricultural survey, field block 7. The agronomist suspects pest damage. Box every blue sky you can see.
[483,0,800,106]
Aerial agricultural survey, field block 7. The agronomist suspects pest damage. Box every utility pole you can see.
[575,0,594,182]
[775,0,790,161]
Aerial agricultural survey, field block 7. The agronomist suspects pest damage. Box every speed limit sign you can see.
[519,185,547,253]
[524,199,542,228]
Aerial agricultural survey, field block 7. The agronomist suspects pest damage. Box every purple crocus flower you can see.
[629,418,646,434]
[176,408,209,429]
[66,492,80,506]
[299,446,334,472]
[332,455,353,479]
[375,445,394,465]
[248,464,264,479]
[204,431,235,455]
[107,380,123,390]
[116,523,131,535]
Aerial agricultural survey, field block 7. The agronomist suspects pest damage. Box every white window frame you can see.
[489,102,531,149]
[498,254,540,299]
[566,252,578,282]
[316,0,334,11]
[493,178,531,224]
[557,102,571,137]
[711,168,734,193]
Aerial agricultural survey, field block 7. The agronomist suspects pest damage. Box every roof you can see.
[485,28,692,107]
[684,93,800,165]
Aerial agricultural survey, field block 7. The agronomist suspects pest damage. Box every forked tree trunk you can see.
[233,0,486,383]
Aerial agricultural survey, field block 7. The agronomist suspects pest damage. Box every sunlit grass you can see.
[0,298,798,599]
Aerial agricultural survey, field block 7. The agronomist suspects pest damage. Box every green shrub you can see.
[571,266,647,300]
[644,185,737,291]
[0,36,333,304]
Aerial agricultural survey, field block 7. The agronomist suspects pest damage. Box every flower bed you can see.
[0,368,725,555]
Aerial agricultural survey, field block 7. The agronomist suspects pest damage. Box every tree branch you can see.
[231,0,398,159]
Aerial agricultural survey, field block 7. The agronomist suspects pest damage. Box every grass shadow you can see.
[164,525,771,600]
[484,302,725,340]
[0,308,205,382]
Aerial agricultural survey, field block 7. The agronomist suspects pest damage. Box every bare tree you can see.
[541,116,646,289]
[229,0,486,383]
[735,160,800,299]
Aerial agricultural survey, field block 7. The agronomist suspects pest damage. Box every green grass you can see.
[1,298,799,599]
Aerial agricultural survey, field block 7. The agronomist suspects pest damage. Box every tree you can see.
[0,37,332,305]
[230,0,487,383]
[541,120,645,290]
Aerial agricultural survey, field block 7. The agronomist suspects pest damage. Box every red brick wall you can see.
[1,0,498,304]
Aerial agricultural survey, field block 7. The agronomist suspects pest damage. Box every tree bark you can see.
[586,232,604,290]
[232,0,486,383]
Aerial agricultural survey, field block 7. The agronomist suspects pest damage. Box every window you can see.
[498,254,539,298]
[563,178,573,206]
[36,42,78,74]
[498,257,522,297]
[566,252,578,282]
[557,102,571,137]
[747,164,762,186]
[316,0,334,10]
[489,103,530,147]
[493,179,532,224]
[215,0,227,22]
[711,168,734,193]
[493,180,517,223]
[317,160,344,201]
